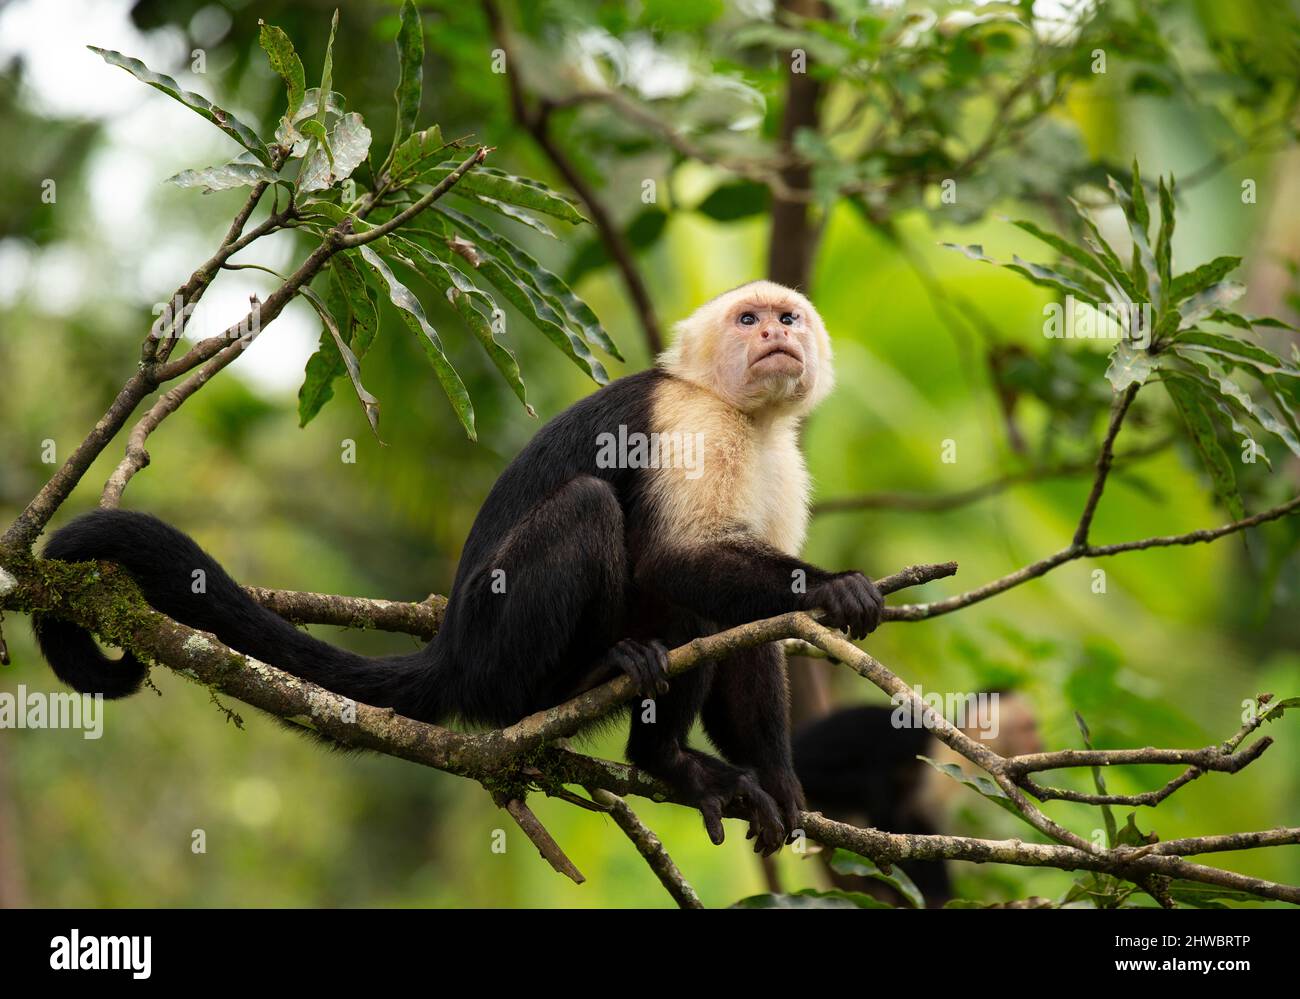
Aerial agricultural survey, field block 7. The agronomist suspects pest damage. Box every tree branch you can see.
[2,551,1296,904]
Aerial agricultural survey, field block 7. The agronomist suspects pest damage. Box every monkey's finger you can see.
[738,778,784,855]
[840,581,873,639]
[649,640,671,695]
[700,798,726,846]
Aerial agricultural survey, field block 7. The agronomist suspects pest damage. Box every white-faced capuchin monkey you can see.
[35,280,884,855]
[792,692,1043,905]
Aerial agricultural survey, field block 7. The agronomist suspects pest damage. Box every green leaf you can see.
[455,194,555,238]
[1128,159,1150,237]
[827,849,924,909]
[695,180,770,221]
[390,125,446,183]
[1010,218,1118,293]
[1175,330,1297,376]
[87,46,271,165]
[1165,375,1245,521]
[387,0,424,167]
[331,251,379,356]
[1174,351,1300,458]
[166,161,278,193]
[297,269,350,426]
[1008,255,1107,306]
[917,756,1042,833]
[1166,880,1264,909]
[941,242,1106,305]
[436,165,587,224]
[297,281,382,438]
[357,245,476,440]
[390,235,533,415]
[1206,309,1299,333]
[439,206,621,366]
[1108,173,1162,309]
[317,10,338,129]
[1178,281,1246,329]
[295,9,339,190]
[258,21,305,121]
[1155,174,1175,295]
[1070,196,1141,303]
[1168,256,1241,304]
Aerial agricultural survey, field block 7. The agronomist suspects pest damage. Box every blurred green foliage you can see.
[1,0,1299,908]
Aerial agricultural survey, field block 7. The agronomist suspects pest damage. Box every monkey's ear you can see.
[803,304,836,410]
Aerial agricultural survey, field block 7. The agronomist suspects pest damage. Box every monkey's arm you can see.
[634,532,882,637]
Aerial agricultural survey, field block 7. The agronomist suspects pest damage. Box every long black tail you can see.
[33,509,446,721]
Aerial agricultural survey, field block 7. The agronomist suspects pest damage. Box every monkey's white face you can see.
[661,280,834,417]
[715,295,823,413]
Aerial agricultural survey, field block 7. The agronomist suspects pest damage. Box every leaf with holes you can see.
[166,161,279,193]
[1105,341,1158,392]
[258,21,305,121]
[328,112,371,183]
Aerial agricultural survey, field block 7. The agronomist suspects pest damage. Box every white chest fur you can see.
[647,376,810,555]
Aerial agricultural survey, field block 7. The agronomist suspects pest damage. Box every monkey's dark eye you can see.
[780,312,797,325]
[739,312,758,326]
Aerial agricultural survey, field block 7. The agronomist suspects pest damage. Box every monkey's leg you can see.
[444,475,664,724]
[702,642,805,841]
[626,660,787,855]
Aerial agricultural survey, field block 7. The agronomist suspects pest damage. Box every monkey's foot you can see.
[602,639,670,700]
[682,750,787,856]
[751,767,806,849]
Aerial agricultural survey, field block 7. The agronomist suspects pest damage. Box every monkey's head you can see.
[660,280,834,416]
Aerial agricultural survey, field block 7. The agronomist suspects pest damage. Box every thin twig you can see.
[501,797,585,884]
[813,438,1171,516]
[889,494,1300,621]
[589,788,704,908]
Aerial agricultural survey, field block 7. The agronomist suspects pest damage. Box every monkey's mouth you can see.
[750,343,804,369]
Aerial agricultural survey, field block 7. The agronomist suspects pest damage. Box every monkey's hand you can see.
[603,638,670,699]
[803,571,883,639]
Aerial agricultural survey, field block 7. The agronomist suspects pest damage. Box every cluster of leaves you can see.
[945,161,1300,519]
[524,2,1207,263]
[92,2,621,441]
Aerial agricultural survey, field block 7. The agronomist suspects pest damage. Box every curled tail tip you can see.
[32,615,147,699]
